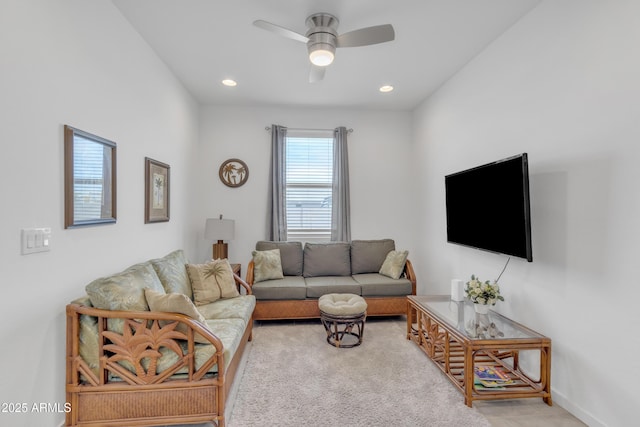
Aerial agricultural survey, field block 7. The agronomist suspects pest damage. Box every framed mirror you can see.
[64,125,117,228]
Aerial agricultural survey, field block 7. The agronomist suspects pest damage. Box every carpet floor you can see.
[227,318,491,427]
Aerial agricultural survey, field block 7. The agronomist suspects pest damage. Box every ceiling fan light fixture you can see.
[309,45,335,67]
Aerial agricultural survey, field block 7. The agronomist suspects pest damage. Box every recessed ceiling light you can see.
[379,85,394,93]
[222,79,237,87]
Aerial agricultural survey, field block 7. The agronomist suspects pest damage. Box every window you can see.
[285,131,333,240]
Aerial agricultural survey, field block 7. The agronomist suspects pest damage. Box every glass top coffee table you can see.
[407,295,552,407]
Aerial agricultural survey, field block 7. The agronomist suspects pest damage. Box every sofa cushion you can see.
[256,241,303,276]
[145,289,216,344]
[204,318,247,369]
[196,295,256,328]
[379,250,409,280]
[305,276,361,298]
[150,249,192,299]
[86,262,164,312]
[303,242,351,277]
[251,276,307,300]
[187,259,240,306]
[352,273,413,297]
[252,249,284,283]
[350,239,396,274]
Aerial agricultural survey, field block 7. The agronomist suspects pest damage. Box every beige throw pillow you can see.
[252,249,284,283]
[144,288,212,344]
[379,250,409,280]
[186,259,239,306]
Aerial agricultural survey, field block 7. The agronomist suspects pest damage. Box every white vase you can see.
[474,304,490,315]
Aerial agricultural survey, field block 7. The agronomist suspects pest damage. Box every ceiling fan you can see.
[253,13,395,83]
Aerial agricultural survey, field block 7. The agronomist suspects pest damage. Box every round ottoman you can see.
[318,293,368,348]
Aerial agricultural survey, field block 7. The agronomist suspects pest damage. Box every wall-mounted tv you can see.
[445,153,532,262]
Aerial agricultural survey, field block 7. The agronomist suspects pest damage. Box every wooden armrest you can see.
[404,259,417,295]
[234,273,252,294]
[67,303,225,351]
[246,259,255,285]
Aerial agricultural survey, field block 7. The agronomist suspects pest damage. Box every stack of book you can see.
[474,365,513,390]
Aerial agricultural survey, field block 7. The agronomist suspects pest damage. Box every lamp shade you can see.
[205,218,235,241]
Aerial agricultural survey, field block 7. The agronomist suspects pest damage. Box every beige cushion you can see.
[252,249,284,283]
[318,293,367,316]
[379,250,409,280]
[144,288,212,344]
[187,259,239,306]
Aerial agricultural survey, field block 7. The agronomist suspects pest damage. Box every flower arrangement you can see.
[465,275,505,305]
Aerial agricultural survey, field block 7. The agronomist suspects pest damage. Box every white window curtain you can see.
[268,125,351,242]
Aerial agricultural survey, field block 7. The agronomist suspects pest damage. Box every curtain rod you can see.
[264,126,353,133]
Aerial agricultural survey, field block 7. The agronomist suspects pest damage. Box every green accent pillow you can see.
[187,259,239,306]
[85,262,164,312]
[144,288,212,344]
[379,250,409,280]
[150,249,192,299]
[252,249,284,283]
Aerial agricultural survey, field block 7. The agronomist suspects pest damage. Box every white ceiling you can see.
[112,0,540,111]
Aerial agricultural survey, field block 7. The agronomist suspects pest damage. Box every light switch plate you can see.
[21,228,51,255]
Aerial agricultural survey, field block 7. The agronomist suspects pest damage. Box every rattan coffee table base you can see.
[320,311,366,348]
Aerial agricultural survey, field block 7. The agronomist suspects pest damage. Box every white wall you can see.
[195,105,416,268]
[412,1,640,426]
[0,1,199,426]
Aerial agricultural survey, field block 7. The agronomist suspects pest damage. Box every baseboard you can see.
[552,387,606,427]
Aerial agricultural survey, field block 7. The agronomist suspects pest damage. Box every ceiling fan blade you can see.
[253,20,309,43]
[336,24,395,48]
[309,65,326,83]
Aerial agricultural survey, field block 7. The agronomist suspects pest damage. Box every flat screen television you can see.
[445,153,532,262]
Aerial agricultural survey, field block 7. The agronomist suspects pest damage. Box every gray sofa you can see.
[65,250,255,427]
[246,239,416,320]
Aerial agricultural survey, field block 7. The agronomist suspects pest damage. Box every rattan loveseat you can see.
[246,239,416,320]
[65,250,255,427]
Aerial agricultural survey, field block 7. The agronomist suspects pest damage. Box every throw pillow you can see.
[252,249,284,283]
[144,288,212,344]
[150,249,192,299]
[211,258,240,299]
[86,262,165,312]
[379,250,409,280]
[187,259,239,306]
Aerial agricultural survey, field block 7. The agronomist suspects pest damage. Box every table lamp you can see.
[205,215,235,259]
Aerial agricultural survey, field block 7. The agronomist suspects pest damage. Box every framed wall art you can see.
[145,157,170,223]
[219,158,249,187]
[64,125,117,228]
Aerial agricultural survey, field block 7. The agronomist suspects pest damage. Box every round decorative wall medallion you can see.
[219,158,249,187]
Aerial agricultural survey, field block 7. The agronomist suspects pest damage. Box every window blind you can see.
[73,135,110,220]
[285,134,333,240]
